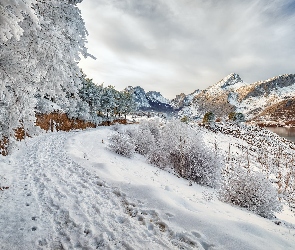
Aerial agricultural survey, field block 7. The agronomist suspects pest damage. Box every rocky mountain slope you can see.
[180,73,295,124]
[253,97,295,126]
[126,86,174,112]
[126,73,295,124]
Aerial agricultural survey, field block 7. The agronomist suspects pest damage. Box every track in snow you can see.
[0,131,202,249]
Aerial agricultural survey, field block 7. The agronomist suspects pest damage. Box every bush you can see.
[147,148,169,168]
[185,144,221,187]
[180,116,189,123]
[108,132,135,157]
[134,127,156,155]
[203,112,215,124]
[138,119,160,140]
[152,120,221,187]
[219,166,282,218]
[228,112,245,123]
[108,120,222,188]
[166,139,220,187]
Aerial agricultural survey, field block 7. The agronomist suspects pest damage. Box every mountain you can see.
[126,73,295,124]
[146,91,170,105]
[181,73,295,123]
[253,97,295,126]
[126,86,174,112]
[174,73,246,119]
[171,90,200,110]
[125,86,151,109]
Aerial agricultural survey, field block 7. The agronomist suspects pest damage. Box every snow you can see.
[36,98,63,114]
[236,83,295,119]
[1,126,295,249]
[207,73,247,95]
[146,91,171,105]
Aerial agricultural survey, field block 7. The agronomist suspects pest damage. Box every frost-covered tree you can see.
[117,91,137,118]
[78,72,104,121]
[79,76,102,112]
[100,86,117,118]
[0,0,38,42]
[0,0,89,145]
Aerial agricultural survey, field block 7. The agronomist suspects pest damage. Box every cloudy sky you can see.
[78,0,295,99]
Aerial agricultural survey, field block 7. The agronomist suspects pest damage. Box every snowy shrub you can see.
[108,132,135,158]
[219,166,282,218]
[185,144,221,188]
[138,119,160,140]
[228,112,245,123]
[166,139,220,187]
[111,123,121,132]
[203,112,215,124]
[153,120,221,187]
[124,127,137,139]
[134,127,156,155]
[109,120,222,187]
[147,147,170,168]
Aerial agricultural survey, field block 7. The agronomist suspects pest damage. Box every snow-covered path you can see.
[0,131,204,249]
[1,127,295,249]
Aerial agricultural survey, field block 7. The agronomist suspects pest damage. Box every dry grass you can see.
[0,137,9,156]
[35,112,96,132]
[253,98,295,126]
[0,112,127,156]
[236,84,257,101]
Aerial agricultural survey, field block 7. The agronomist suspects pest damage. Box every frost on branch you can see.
[0,0,38,42]
[134,121,158,156]
[0,0,90,145]
[109,120,221,188]
[154,120,221,187]
[219,165,282,218]
[108,132,135,158]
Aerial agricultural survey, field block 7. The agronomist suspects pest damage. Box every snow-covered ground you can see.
[1,127,295,249]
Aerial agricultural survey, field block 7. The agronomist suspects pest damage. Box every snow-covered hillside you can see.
[180,73,295,122]
[125,86,151,109]
[146,91,171,105]
[1,126,295,249]
[126,86,174,112]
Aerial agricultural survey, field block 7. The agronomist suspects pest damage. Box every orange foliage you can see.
[0,112,128,156]
[35,112,96,132]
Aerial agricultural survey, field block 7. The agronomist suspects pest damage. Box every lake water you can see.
[266,127,295,143]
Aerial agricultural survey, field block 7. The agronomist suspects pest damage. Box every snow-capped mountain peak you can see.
[211,73,245,91]
[125,86,174,112]
[146,91,170,105]
[218,73,243,88]
[125,86,151,108]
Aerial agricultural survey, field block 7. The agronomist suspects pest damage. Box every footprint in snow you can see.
[191,231,202,238]
[165,212,174,218]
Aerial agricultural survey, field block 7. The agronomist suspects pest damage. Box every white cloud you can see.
[78,0,295,98]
